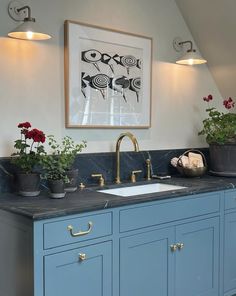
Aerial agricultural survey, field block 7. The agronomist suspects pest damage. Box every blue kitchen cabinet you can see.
[119,217,219,296]
[175,217,219,296]
[224,212,236,294]
[44,241,112,296]
[224,190,236,296]
[0,189,231,296]
[120,227,175,296]
[118,192,221,296]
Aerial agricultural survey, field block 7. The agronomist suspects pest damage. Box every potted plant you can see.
[40,136,86,198]
[40,136,68,198]
[199,94,236,175]
[11,122,46,196]
[60,136,87,192]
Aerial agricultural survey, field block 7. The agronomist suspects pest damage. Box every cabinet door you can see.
[44,241,112,296]
[224,212,236,293]
[175,217,219,296]
[120,227,175,296]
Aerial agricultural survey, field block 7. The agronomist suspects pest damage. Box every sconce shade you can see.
[176,51,207,65]
[8,19,51,40]
[7,1,51,41]
[173,37,207,66]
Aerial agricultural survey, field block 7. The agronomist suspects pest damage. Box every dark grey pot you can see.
[17,173,40,197]
[209,143,236,176]
[48,179,66,199]
[65,169,78,192]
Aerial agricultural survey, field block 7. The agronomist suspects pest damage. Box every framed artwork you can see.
[64,20,152,128]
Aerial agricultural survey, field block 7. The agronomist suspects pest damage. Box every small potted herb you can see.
[40,135,86,198]
[11,122,46,197]
[60,136,87,192]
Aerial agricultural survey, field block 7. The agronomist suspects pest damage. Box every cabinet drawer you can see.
[44,241,112,296]
[225,191,236,210]
[120,193,220,232]
[44,212,112,249]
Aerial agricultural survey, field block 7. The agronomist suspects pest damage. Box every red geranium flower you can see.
[26,129,46,143]
[223,97,235,109]
[18,122,31,129]
[203,94,213,102]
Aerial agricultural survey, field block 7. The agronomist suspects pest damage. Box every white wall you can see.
[0,0,221,156]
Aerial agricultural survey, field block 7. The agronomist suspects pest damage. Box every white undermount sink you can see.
[99,183,186,197]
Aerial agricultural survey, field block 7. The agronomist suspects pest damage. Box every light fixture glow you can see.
[173,38,207,65]
[8,1,51,41]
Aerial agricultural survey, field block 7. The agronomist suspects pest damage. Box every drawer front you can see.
[44,241,112,296]
[120,193,220,233]
[44,212,112,249]
[225,191,236,210]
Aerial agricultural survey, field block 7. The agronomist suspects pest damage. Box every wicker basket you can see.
[176,149,207,177]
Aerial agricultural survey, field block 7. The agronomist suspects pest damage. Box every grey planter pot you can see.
[65,169,78,192]
[48,179,66,199]
[209,143,236,176]
[17,173,40,197]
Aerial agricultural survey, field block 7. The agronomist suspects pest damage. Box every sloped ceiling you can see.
[175,0,236,99]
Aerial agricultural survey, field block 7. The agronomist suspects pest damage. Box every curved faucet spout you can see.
[115,132,140,184]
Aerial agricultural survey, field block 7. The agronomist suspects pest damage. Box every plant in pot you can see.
[199,94,236,176]
[40,136,68,198]
[60,136,87,192]
[11,122,46,197]
[40,136,86,197]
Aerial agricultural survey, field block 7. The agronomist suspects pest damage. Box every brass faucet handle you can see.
[91,174,105,187]
[131,170,142,183]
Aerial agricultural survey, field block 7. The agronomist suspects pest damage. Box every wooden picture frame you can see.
[64,20,152,128]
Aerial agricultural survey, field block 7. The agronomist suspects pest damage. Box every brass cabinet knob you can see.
[79,253,86,261]
[79,183,85,189]
[176,243,184,250]
[170,244,177,252]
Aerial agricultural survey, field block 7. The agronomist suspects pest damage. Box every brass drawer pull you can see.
[79,253,86,261]
[67,221,93,237]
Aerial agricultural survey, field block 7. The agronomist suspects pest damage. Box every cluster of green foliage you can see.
[12,146,45,174]
[199,107,236,144]
[40,136,86,181]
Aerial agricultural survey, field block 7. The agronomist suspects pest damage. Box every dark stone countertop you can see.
[0,175,235,221]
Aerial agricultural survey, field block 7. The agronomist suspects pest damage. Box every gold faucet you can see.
[115,132,140,184]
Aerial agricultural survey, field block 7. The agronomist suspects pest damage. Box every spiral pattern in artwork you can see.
[91,74,110,89]
[121,55,137,67]
[130,77,141,91]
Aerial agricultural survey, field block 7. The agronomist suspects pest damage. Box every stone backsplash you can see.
[0,148,209,193]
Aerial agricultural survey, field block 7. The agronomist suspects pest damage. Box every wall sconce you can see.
[7,0,51,41]
[173,37,207,65]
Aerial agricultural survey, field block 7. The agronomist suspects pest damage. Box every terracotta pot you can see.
[17,173,40,197]
[48,179,66,199]
[209,143,236,176]
[65,169,78,192]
